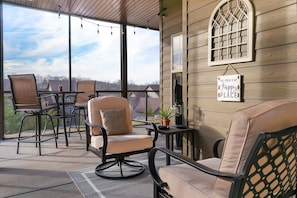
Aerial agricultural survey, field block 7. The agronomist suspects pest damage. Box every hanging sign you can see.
[217,74,242,101]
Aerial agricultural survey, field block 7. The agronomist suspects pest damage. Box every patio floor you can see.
[0,129,166,198]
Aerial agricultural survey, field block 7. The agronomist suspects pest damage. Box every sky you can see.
[3,4,160,85]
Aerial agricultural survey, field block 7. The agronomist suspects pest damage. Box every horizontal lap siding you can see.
[160,0,297,158]
[185,0,297,158]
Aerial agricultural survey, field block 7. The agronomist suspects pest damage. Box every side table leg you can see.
[192,131,195,160]
[62,94,69,147]
[166,134,170,165]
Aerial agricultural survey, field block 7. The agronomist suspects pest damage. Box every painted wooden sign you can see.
[217,74,241,101]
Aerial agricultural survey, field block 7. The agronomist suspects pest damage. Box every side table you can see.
[147,126,196,165]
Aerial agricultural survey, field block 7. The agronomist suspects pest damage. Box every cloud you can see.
[3,4,160,85]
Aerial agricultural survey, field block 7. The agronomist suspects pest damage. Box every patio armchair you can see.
[69,80,96,147]
[8,74,58,155]
[149,100,297,197]
[85,96,158,179]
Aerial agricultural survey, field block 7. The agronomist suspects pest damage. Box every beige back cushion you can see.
[76,80,96,104]
[88,96,132,136]
[214,100,297,197]
[100,108,130,135]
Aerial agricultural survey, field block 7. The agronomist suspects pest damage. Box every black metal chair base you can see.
[68,106,86,140]
[95,158,145,179]
[17,113,58,155]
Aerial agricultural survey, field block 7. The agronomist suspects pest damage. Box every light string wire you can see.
[57,4,164,35]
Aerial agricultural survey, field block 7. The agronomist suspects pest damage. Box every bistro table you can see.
[56,91,84,146]
[147,125,196,165]
[41,90,84,147]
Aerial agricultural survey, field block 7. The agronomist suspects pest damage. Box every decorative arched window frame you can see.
[208,0,255,66]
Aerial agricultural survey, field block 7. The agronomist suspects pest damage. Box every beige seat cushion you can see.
[159,158,220,198]
[214,100,297,197]
[91,132,153,154]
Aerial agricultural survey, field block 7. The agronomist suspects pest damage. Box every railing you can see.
[3,89,160,136]
[96,90,160,121]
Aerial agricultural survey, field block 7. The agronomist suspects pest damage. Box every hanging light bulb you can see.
[134,26,136,35]
[97,24,100,35]
[57,5,61,19]
[147,20,150,30]
[111,26,113,35]
[81,18,83,29]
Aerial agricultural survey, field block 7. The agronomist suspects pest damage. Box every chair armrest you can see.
[88,94,95,100]
[148,147,238,189]
[37,91,59,107]
[85,120,107,136]
[132,119,159,145]
[65,93,77,102]
[38,92,56,99]
[85,119,108,148]
[213,138,225,158]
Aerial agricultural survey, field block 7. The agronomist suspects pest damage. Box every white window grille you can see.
[208,0,254,66]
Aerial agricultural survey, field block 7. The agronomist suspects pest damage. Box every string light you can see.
[57,5,61,18]
[57,4,164,34]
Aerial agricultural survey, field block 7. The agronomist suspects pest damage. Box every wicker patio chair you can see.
[149,100,297,198]
[85,96,158,179]
[8,74,58,155]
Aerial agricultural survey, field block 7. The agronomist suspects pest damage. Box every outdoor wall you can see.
[160,0,182,110]
[160,0,297,159]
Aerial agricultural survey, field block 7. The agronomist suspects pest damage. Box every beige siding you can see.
[160,0,182,110]
[160,0,297,159]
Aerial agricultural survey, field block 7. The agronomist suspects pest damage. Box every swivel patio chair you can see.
[149,99,297,198]
[8,74,58,155]
[85,96,158,179]
[69,80,96,147]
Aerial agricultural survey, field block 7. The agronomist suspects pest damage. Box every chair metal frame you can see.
[8,74,58,155]
[86,120,158,179]
[85,96,159,179]
[149,125,297,197]
[69,80,96,149]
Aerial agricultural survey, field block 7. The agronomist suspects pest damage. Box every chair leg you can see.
[35,115,38,148]
[68,109,74,137]
[153,183,159,198]
[47,113,58,148]
[68,107,82,139]
[77,108,82,139]
[85,121,90,151]
[17,115,27,154]
[16,113,57,155]
[82,107,88,148]
[68,109,77,138]
[78,108,81,133]
[37,114,42,156]
[56,116,60,139]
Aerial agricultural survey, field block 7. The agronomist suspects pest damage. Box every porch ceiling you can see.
[3,0,160,30]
